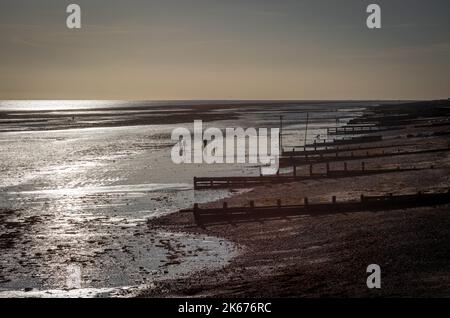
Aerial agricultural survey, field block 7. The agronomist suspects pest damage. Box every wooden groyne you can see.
[184,190,450,225]
[326,126,392,135]
[280,146,450,166]
[193,164,430,190]
[282,142,415,157]
[286,135,383,152]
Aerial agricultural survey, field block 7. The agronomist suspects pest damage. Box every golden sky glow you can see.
[1,0,449,100]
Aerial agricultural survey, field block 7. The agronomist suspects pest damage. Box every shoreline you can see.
[0,100,386,133]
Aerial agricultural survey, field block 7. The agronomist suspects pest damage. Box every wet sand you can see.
[2,100,370,296]
[141,100,450,297]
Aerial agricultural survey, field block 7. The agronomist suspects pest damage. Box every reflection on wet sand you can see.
[0,100,370,296]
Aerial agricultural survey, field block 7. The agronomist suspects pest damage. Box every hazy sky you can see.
[0,0,449,100]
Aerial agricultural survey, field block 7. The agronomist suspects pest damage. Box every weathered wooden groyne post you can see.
[193,203,200,225]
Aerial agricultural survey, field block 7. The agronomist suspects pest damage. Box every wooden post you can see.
[309,164,313,176]
[277,199,281,208]
[332,196,336,204]
[293,164,297,177]
[193,203,199,224]
[250,200,255,208]
[360,194,365,202]
[279,115,283,154]
[304,197,309,206]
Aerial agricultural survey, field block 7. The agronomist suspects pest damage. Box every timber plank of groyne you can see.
[279,146,450,166]
[193,166,427,190]
[326,126,395,135]
[282,142,415,157]
[284,135,384,154]
[184,190,450,226]
[319,135,383,146]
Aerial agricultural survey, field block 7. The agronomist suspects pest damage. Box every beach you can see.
[1,99,449,297]
[0,100,371,296]
[141,100,450,297]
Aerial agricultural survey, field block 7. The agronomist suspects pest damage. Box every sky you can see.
[0,0,449,100]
